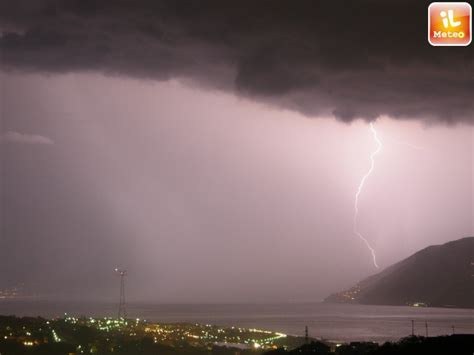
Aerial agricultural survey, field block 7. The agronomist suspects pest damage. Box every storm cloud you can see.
[1,0,473,123]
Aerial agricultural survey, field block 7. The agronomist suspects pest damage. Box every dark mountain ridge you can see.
[325,237,474,308]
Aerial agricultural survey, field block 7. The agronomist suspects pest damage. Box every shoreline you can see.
[1,315,473,352]
[1,302,472,343]
[2,299,474,311]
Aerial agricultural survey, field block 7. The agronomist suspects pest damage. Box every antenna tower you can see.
[115,268,127,318]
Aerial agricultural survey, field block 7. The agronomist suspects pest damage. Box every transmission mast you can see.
[115,268,127,319]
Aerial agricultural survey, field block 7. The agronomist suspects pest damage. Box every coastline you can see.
[1,301,472,343]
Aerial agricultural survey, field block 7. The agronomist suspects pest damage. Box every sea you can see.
[0,301,472,343]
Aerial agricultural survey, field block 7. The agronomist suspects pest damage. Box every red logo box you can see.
[428,2,472,46]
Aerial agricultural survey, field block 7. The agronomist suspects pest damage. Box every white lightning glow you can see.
[353,122,382,269]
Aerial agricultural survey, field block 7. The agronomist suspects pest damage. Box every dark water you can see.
[1,300,472,342]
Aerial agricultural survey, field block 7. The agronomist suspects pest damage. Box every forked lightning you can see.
[353,123,382,268]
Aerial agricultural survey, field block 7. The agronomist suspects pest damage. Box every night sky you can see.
[0,0,473,302]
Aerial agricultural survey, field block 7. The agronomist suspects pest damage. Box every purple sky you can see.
[1,72,472,302]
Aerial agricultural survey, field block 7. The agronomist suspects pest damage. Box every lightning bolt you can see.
[354,122,382,269]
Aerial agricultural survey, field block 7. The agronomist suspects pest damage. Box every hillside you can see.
[325,237,474,308]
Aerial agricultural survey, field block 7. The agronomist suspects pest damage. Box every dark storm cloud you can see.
[1,0,473,123]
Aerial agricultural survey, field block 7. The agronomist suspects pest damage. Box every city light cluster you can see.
[0,315,293,354]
